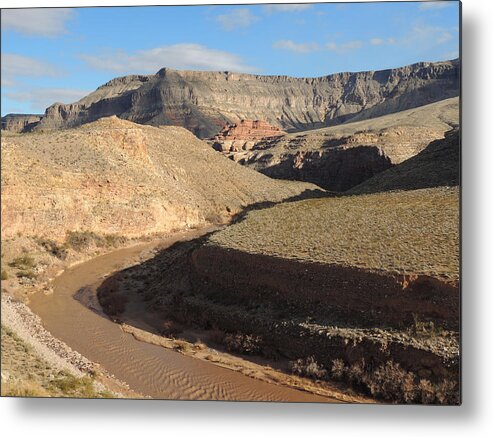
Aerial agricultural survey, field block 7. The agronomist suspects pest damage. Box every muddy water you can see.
[29,231,334,402]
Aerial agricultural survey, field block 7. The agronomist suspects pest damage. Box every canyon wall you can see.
[3,59,459,138]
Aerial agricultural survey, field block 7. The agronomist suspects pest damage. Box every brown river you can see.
[29,231,335,402]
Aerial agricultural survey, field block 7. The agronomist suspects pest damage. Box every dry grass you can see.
[208,187,459,283]
[1,325,113,398]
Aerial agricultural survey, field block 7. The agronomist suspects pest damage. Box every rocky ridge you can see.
[1,114,43,133]
[2,59,459,138]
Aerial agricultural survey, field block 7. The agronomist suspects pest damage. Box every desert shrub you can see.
[65,231,103,251]
[418,379,437,404]
[223,333,263,355]
[36,238,68,260]
[104,234,127,248]
[173,340,191,353]
[329,358,459,405]
[290,356,328,379]
[50,373,96,398]
[365,361,417,403]
[1,269,8,280]
[9,254,35,269]
[160,320,183,338]
[331,359,345,379]
[409,313,444,338]
[65,231,127,252]
[435,379,460,405]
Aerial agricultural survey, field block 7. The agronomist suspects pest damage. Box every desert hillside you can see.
[206,187,459,284]
[349,128,460,194]
[117,186,459,404]
[0,116,318,241]
[219,97,458,191]
[2,59,458,137]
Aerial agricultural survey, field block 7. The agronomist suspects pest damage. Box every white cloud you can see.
[437,31,453,44]
[1,8,74,37]
[326,40,363,54]
[273,39,319,54]
[370,38,384,46]
[5,88,89,112]
[1,53,60,88]
[370,37,397,46]
[216,8,259,31]
[263,4,313,13]
[79,44,257,74]
[419,1,453,11]
[405,24,457,46]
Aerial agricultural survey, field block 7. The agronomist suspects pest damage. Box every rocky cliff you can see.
[1,114,43,133]
[5,59,459,137]
[225,97,459,192]
[211,119,285,152]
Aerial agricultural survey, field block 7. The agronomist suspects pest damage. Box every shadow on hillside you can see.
[258,145,392,192]
[347,128,460,195]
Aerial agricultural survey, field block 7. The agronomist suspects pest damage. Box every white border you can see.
[2,1,493,436]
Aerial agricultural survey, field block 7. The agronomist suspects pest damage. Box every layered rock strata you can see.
[2,59,459,138]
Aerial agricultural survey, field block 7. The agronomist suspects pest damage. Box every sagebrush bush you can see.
[36,238,68,260]
[51,374,96,398]
[329,358,459,405]
[64,231,127,252]
[290,356,327,379]
[9,255,35,269]
[223,333,263,355]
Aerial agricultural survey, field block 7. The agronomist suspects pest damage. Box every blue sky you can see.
[1,1,460,116]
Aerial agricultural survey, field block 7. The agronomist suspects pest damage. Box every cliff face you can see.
[211,119,285,152]
[8,59,459,137]
[224,97,459,192]
[1,114,42,133]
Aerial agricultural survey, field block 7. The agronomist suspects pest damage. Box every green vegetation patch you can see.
[64,231,127,252]
[208,187,459,283]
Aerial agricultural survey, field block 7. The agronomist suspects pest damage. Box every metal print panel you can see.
[0,1,461,404]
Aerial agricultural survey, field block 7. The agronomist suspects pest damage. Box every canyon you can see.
[216,97,459,191]
[1,58,460,404]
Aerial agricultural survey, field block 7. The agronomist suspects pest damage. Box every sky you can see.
[0,1,460,116]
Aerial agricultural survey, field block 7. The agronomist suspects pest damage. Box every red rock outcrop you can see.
[214,120,285,141]
[211,119,286,152]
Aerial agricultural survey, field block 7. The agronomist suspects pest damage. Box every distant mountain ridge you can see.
[2,59,459,137]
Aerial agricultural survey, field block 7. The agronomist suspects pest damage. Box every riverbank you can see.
[1,292,139,398]
[24,228,363,402]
